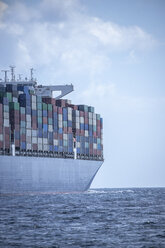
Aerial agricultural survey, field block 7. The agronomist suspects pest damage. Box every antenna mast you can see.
[30,68,34,81]
[10,66,15,81]
[1,70,9,82]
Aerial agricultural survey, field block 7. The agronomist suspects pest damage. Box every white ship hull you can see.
[0,156,103,194]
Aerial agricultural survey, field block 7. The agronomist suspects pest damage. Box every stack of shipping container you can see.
[0,84,103,160]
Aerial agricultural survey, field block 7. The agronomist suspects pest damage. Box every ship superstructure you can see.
[0,67,103,194]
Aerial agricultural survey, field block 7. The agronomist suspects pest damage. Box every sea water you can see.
[0,188,164,247]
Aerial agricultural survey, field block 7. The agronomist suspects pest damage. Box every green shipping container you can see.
[48,104,52,111]
[9,102,20,110]
[42,103,47,110]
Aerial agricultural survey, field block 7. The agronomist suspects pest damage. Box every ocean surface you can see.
[0,188,164,248]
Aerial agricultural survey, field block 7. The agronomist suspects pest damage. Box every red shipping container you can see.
[5,127,10,134]
[32,123,37,129]
[0,118,3,126]
[53,105,58,112]
[32,144,38,151]
[53,132,58,139]
[80,130,84,136]
[20,134,26,142]
[5,140,10,148]
[15,139,20,147]
[58,107,62,114]
[85,118,88,124]
[48,111,52,118]
[79,111,84,117]
[32,116,37,123]
[90,144,93,149]
[54,132,58,139]
[93,132,97,137]
[0,141,3,149]
[14,124,20,131]
[93,149,97,155]
[97,120,101,126]
[89,149,93,154]
[85,112,88,118]
[0,125,3,133]
[43,117,47,124]
[63,127,67,133]
[68,127,72,133]
[59,134,63,139]
[76,129,80,135]
[43,97,56,105]
[20,114,26,121]
[51,98,56,105]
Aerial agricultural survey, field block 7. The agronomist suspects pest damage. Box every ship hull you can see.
[0,156,102,194]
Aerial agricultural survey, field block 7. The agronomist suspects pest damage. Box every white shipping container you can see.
[93,113,96,120]
[18,91,24,95]
[77,142,80,148]
[68,107,72,114]
[26,129,31,136]
[38,144,43,150]
[38,138,43,144]
[75,110,79,117]
[31,95,36,103]
[12,97,18,103]
[26,143,32,150]
[89,112,93,119]
[68,114,72,121]
[58,114,62,121]
[76,123,80,129]
[32,137,37,144]
[85,130,89,137]
[58,121,62,128]
[32,130,37,137]
[26,115,31,122]
[26,136,31,143]
[93,119,96,126]
[0,134,3,141]
[80,117,84,123]
[93,143,97,149]
[53,139,58,146]
[4,112,9,119]
[26,121,31,129]
[3,119,9,127]
[76,117,79,123]
[43,138,48,144]
[48,125,53,132]
[32,103,37,110]
[89,119,92,125]
[43,144,48,151]
[63,134,68,140]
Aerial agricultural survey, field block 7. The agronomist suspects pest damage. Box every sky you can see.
[0,0,164,188]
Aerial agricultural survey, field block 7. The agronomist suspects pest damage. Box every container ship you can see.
[0,67,103,194]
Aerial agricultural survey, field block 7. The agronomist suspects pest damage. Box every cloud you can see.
[0,0,156,74]
[0,0,7,28]
[87,18,156,50]
[0,1,7,17]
